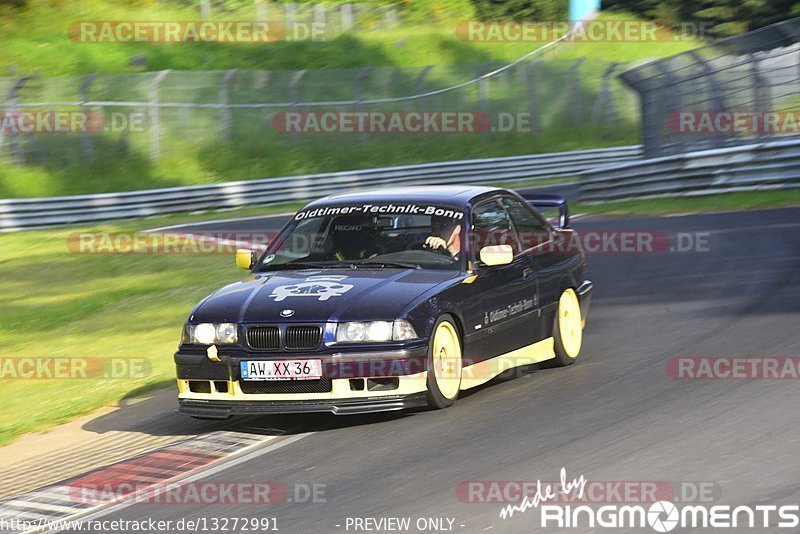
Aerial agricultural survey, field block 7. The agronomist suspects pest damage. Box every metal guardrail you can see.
[581,138,800,202]
[0,145,641,231]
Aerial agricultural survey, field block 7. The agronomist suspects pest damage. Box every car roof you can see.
[307,186,504,209]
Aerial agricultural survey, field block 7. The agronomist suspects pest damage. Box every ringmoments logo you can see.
[539,501,800,531]
[500,468,800,531]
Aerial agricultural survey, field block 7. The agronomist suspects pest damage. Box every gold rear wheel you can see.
[552,288,583,366]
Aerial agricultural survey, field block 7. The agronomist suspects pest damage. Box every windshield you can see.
[256,204,466,271]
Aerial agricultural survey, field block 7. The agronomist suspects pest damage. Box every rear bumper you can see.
[577,280,593,328]
[177,393,428,418]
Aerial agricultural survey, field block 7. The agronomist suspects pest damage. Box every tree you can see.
[471,0,569,21]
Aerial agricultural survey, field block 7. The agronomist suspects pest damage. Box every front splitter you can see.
[177,393,428,418]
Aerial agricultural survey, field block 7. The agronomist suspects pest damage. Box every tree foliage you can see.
[467,0,799,34]
[603,0,800,35]
[470,0,568,20]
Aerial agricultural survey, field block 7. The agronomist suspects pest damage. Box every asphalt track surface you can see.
[75,199,800,533]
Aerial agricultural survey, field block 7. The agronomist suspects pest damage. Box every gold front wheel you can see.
[426,316,463,409]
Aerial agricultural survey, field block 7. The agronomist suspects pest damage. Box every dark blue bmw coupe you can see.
[175,186,592,417]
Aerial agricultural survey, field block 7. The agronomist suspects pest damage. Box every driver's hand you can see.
[424,236,447,250]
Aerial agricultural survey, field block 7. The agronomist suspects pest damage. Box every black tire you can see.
[425,314,463,409]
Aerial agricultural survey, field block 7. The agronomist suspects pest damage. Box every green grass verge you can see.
[0,202,304,446]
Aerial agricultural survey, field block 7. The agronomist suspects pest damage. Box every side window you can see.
[502,197,550,250]
[471,200,520,259]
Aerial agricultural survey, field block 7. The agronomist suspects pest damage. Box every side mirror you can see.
[479,244,514,266]
[236,248,256,270]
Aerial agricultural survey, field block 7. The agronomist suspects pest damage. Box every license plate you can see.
[240,359,323,381]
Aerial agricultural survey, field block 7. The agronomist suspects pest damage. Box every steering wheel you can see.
[408,238,453,257]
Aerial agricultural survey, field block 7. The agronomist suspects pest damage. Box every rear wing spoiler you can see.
[521,193,570,229]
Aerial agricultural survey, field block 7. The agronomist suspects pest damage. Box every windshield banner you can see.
[294,204,465,221]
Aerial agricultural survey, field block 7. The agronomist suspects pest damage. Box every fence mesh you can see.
[620,17,800,158]
[0,59,638,168]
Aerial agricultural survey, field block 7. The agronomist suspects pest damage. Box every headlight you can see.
[392,320,417,341]
[188,323,238,345]
[193,323,217,345]
[336,320,417,343]
[216,323,238,344]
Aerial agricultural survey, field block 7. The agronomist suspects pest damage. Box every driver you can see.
[329,215,381,261]
[424,215,462,259]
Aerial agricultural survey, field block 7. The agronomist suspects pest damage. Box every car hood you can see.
[190,268,460,324]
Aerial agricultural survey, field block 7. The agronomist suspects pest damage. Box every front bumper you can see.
[175,344,430,417]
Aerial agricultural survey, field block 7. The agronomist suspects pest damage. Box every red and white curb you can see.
[0,430,308,533]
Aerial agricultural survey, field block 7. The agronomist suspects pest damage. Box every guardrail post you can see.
[220,69,238,140]
[749,53,771,143]
[341,4,354,32]
[477,63,491,113]
[414,66,433,112]
[384,7,398,28]
[354,67,370,144]
[149,70,170,161]
[285,3,296,39]
[255,0,267,22]
[354,67,370,102]
[313,4,326,36]
[477,63,497,136]
[288,69,306,104]
[525,60,541,135]
[415,66,433,95]
[569,58,585,126]
[686,51,727,149]
[288,69,307,141]
[256,70,272,126]
[590,63,621,137]
[79,73,96,163]
[774,21,800,84]
[200,0,211,20]
[4,76,30,165]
